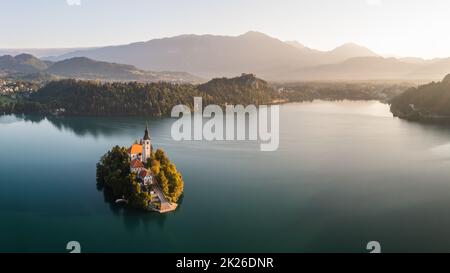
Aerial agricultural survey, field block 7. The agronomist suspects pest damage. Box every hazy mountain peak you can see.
[0,53,49,73]
[240,31,271,38]
[331,43,378,56]
[162,33,200,40]
[285,41,306,50]
[54,56,133,68]
[335,42,360,48]
[14,53,35,60]
[0,54,14,61]
[442,74,450,83]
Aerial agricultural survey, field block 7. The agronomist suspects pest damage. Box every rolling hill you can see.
[0,54,202,83]
[0,54,50,74]
[45,57,201,82]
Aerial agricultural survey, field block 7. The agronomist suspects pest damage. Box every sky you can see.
[1,0,450,59]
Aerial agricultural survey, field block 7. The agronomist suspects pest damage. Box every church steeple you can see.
[142,123,152,163]
[143,123,150,140]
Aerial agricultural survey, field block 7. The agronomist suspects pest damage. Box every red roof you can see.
[130,159,144,169]
[128,144,143,155]
[139,170,148,177]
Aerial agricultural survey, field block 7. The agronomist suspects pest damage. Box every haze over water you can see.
[1,100,450,252]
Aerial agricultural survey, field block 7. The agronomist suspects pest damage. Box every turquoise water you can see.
[2,100,450,253]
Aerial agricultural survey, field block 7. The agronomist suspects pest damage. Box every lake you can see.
[1,100,450,253]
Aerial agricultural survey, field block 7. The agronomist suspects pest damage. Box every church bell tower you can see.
[142,124,152,163]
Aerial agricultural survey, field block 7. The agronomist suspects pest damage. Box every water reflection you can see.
[0,114,45,124]
[3,101,450,252]
[1,114,170,138]
[122,209,169,233]
[98,184,169,232]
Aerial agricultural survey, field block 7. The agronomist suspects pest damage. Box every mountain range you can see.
[54,31,381,80]
[49,31,450,81]
[3,31,450,82]
[0,54,201,83]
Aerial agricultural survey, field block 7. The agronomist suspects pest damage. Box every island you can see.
[96,125,184,213]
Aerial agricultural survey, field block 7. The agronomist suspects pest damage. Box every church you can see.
[128,124,152,163]
[128,125,153,186]
[127,125,179,213]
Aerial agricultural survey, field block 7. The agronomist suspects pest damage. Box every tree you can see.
[96,145,151,210]
[155,149,168,165]
[158,171,170,197]
[96,145,185,209]
[152,148,184,202]
[150,159,161,175]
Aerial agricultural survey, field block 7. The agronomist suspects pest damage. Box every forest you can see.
[390,74,450,123]
[0,74,276,116]
[0,73,424,117]
[274,81,415,103]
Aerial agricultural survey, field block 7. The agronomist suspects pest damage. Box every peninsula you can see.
[390,74,450,123]
[96,125,183,213]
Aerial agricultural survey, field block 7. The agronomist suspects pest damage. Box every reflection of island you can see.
[99,186,170,231]
[96,125,184,213]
